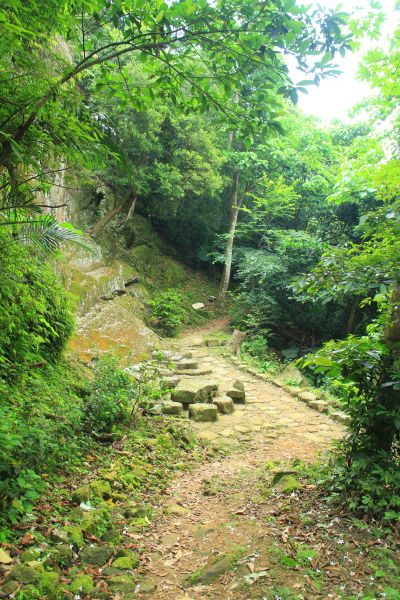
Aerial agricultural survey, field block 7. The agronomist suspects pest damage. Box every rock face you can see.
[213,396,235,415]
[189,403,218,422]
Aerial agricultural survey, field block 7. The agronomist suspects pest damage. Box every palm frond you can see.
[14,215,95,255]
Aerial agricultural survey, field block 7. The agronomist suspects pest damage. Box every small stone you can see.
[330,411,351,425]
[137,579,156,593]
[226,386,246,403]
[197,431,218,442]
[72,484,91,504]
[165,504,189,516]
[162,401,184,416]
[189,403,218,422]
[177,360,198,370]
[233,380,245,392]
[192,303,205,310]
[70,574,94,594]
[80,545,113,566]
[308,399,329,413]
[297,390,317,403]
[9,564,40,584]
[160,533,179,546]
[272,378,284,387]
[213,397,234,415]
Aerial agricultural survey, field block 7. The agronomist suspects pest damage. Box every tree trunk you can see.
[92,193,131,236]
[218,169,241,303]
[385,279,400,357]
[369,279,400,453]
[124,194,137,222]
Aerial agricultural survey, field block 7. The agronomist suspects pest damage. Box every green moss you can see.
[70,574,94,594]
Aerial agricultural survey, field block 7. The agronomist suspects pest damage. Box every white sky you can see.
[289,0,398,122]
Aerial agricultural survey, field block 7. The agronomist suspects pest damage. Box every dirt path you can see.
[137,331,344,599]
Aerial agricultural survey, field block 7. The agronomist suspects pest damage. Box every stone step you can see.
[176,360,198,371]
[177,368,212,376]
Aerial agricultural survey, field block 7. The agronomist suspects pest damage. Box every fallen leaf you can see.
[247,562,255,573]
[20,533,34,546]
[0,549,12,564]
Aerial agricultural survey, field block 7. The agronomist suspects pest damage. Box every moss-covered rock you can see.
[20,548,41,563]
[80,545,113,566]
[2,579,20,596]
[8,563,40,584]
[39,571,60,597]
[112,554,139,570]
[70,574,94,594]
[273,474,301,494]
[72,484,91,504]
[108,573,136,593]
[64,525,84,548]
[89,479,112,499]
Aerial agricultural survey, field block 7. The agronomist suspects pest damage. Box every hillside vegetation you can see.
[0,0,399,598]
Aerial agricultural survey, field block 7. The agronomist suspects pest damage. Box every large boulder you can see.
[189,404,218,422]
[213,396,235,415]
[162,402,184,416]
[171,379,218,405]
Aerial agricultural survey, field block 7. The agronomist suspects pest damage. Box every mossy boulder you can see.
[2,580,19,596]
[189,403,218,422]
[80,545,113,566]
[273,474,300,494]
[101,529,122,544]
[112,555,139,570]
[70,574,94,594]
[137,579,156,594]
[9,563,40,584]
[108,574,136,593]
[187,551,242,585]
[20,548,41,563]
[89,479,112,499]
[64,525,84,548]
[162,401,184,416]
[72,484,91,504]
[39,571,60,597]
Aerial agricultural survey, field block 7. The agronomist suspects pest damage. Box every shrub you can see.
[83,354,134,434]
[0,230,74,378]
[149,288,185,336]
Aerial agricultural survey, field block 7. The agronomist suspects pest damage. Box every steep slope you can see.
[58,214,218,362]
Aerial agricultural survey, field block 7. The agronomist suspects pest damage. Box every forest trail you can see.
[137,329,344,599]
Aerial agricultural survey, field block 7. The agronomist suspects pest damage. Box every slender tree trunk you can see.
[218,169,241,303]
[385,279,400,357]
[92,192,131,236]
[369,279,400,452]
[124,194,137,222]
